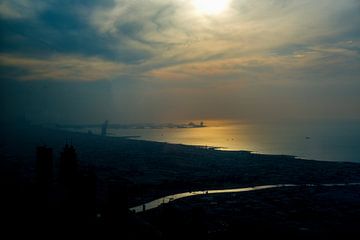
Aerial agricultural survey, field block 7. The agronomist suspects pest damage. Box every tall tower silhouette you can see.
[36,145,53,186]
[59,144,78,185]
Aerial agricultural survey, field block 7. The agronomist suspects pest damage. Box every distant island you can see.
[55,121,207,130]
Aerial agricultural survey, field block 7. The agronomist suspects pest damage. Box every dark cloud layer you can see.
[0,1,152,62]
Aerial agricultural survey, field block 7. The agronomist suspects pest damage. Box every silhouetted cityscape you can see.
[1,123,360,239]
[1,0,360,239]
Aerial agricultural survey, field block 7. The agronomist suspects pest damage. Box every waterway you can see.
[129,183,360,213]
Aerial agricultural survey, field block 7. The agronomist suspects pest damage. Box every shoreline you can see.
[50,127,360,204]
[102,134,342,164]
[2,124,360,206]
[2,124,360,237]
[62,125,359,164]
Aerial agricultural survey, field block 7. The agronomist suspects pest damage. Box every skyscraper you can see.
[59,144,78,185]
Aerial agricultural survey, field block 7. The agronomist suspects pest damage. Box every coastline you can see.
[61,121,360,163]
[2,124,360,237]
[2,124,360,206]
[61,126,337,164]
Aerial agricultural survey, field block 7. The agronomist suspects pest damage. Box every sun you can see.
[192,0,231,15]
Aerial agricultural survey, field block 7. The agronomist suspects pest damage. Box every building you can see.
[59,144,78,185]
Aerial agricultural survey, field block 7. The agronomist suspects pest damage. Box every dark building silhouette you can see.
[59,144,78,185]
[104,182,129,236]
[101,120,109,136]
[77,169,97,223]
[36,145,53,186]
[55,144,99,227]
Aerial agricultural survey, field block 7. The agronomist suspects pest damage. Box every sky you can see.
[0,0,360,124]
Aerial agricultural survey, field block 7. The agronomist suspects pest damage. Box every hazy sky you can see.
[1,0,359,124]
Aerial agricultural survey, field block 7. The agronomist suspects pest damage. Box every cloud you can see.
[0,0,47,19]
[86,0,360,86]
[148,41,360,85]
[1,0,359,82]
[0,54,129,81]
[1,1,359,85]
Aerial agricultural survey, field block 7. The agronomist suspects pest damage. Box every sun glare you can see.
[192,0,231,15]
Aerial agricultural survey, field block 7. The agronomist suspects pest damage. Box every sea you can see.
[74,120,360,162]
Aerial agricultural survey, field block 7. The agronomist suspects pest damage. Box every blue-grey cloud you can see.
[0,0,152,62]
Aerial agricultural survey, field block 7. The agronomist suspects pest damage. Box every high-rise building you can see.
[59,144,78,185]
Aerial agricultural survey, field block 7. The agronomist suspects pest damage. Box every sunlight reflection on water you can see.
[108,121,360,162]
[74,120,360,162]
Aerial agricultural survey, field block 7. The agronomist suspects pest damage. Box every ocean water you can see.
[80,121,360,162]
